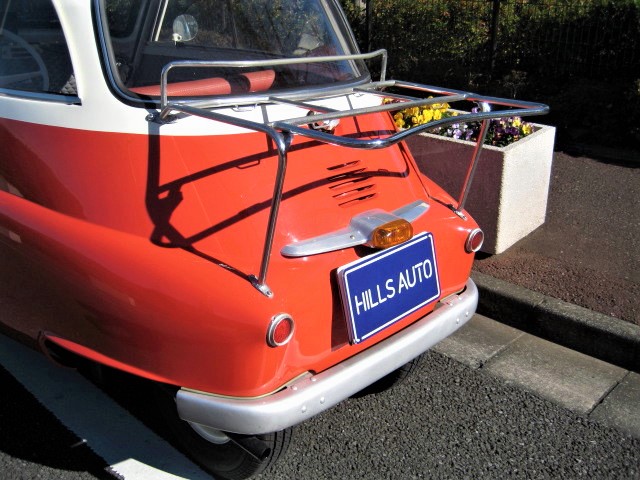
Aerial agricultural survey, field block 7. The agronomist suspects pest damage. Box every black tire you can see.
[354,353,425,397]
[154,385,292,480]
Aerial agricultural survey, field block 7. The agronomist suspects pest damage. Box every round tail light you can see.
[465,228,484,253]
[267,314,295,347]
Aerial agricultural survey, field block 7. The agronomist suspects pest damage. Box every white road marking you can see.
[0,334,211,479]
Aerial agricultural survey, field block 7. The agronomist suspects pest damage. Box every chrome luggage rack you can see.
[151,50,549,297]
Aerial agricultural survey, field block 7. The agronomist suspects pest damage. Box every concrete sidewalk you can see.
[435,314,640,439]
[471,151,640,373]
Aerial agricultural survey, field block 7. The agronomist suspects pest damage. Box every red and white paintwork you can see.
[0,0,478,400]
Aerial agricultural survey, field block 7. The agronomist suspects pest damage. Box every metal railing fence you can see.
[341,0,640,151]
[343,0,639,82]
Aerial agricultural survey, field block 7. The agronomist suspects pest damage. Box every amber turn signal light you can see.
[369,219,413,249]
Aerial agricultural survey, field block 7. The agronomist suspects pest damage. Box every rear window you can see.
[100,0,368,98]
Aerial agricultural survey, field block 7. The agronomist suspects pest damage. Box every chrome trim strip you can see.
[159,49,389,111]
[0,89,80,104]
[176,279,478,435]
[273,94,467,127]
[179,79,374,110]
[458,102,491,214]
[281,200,429,257]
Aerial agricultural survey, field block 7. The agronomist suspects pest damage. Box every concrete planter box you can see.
[406,124,556,254]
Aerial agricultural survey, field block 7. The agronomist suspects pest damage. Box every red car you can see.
[0,1,547,478]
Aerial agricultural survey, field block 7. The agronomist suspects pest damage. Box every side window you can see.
[106,0,143,39]
[0,0,76,95]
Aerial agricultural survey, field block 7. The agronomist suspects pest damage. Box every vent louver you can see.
[326,161,377,207]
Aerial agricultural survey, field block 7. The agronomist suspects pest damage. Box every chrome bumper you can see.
[176,279,478,435]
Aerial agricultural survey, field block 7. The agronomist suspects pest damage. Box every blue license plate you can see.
[337,232,440,344]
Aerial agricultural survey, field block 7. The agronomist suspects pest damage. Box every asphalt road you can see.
[1,333,638,480]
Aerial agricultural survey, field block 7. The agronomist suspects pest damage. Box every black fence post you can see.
[366,0,373,52]
[489,0,501,76]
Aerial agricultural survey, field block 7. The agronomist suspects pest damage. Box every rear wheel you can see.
[155,385,292,480]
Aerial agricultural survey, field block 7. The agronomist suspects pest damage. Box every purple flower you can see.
[453,128,462,139]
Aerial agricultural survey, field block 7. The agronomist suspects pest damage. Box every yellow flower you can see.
[422,109,434,122]
[522,123,533,135]
[391,97,459,130]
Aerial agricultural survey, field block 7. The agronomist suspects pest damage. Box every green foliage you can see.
[356,0,492,85]
[339,0,640,150]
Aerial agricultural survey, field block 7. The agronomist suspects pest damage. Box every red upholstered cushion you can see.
[244,70,276,92]
[129,70,276,97]
[130,77,232,96]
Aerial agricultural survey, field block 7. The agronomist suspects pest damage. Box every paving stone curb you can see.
[471,271,640,373]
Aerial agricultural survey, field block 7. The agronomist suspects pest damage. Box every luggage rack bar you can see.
[153,51,549,297]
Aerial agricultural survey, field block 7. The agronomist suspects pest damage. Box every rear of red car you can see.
[0,0,547,478]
